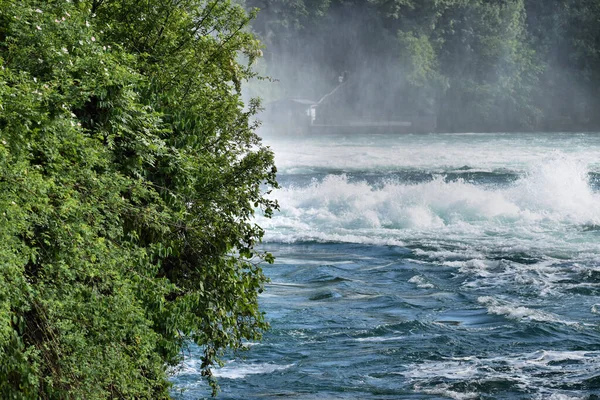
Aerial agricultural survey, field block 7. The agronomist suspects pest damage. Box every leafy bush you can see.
[0,0,277,397]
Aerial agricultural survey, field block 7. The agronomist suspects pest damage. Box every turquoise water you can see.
[172,133,600,399]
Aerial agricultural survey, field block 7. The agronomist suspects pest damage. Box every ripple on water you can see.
[172,134,600,399]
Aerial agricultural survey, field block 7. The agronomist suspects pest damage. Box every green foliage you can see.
[0,0,276,398]
[525,0,600,130]
[247,0,332,38]
[432,0,542,131]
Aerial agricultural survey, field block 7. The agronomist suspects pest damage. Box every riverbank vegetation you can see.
[246,0,600,132]
[0,0,276,397]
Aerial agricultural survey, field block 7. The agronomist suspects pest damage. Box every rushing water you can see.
[172,132,600,399]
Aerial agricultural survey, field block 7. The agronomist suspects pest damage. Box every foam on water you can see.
[258,154,600,263]
[408,275,435,289]
[477,296,584,325]
[173,357,294,380]
[507,154,600,224]
[404,350,600,399]
[213,362,294,379]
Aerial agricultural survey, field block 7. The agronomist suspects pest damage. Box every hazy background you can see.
[242,0,600,133]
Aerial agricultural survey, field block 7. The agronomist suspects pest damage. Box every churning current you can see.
[172,132,600,399]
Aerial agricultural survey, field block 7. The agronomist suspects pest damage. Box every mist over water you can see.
[246,1,600,133]
[172,132,600,399]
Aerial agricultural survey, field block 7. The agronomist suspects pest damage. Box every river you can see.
[172,132,600,399]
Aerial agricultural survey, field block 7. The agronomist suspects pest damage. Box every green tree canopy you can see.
[0,0,277,398]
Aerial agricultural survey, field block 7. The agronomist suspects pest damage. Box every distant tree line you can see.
[245,0,600,132]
